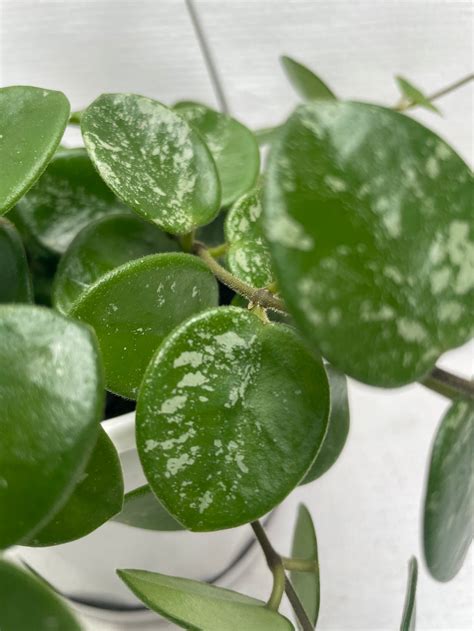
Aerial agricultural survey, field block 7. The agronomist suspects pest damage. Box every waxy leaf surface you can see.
[175,102,260,206]
[118,569,294,630]
[137,307,329,531]
[0,86,70,214]
[400,557,418,631]
[15,148,128,254]
[113,484,184,531]
[264,101,473,386]
[0,305,103,549]
[71,253,218,399]
[82,94,221,234]
[54,213,179,314]
[0,218,33,303]
[423,400,473,581]
[291,504,320,628]
[281,56,336,101]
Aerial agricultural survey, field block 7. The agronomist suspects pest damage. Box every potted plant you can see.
[0,56,472,630]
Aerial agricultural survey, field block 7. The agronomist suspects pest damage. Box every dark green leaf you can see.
[0,559,81,631]
[225,187,274,288]
[0,218,33,303]
[0,86,70,215]
[423,400,473,581]
[196,209,226,249]
[0,305,103,549]
[81,94,221,235]
[53,213,179,314]
[400,557,418,631]
[281,56,336,101]
[301,365,350,484]
[14,148,129,254]
[118,568,294,630]
[113,484,184,531]
[396,76,440,114]
[290,504,320,628]
[175,102,260,206]
[137,306,329,531]
[263,101,473,387]
[26,428,124,546]
[70,253,218,399]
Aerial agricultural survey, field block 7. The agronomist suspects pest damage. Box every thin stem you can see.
[396,72,473,112]
[282,557,318,573]
[421,367,474,401]
[267,562,286,611]
[251,521,313,631]
[194,242,286,313]
[179,230,195,253]
[207,242,229,258]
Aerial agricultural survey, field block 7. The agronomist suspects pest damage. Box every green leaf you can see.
[14,148,129,254]
[0,86,70,215]
[0,559,81,631]
[0,218,33,303]
[263,101,473,387]
[113,484,184,531]
[396,76,440,114]
[137,306,329,531]
[423,400,473,581]
[118,568,294,630]
[175,102,260,207]
[290,504,320,628]
[196,211,226,249]
[301,365,350,484]
[53,213,179,314]
[26,428,124,546]
[70,253,218,399]
[281,56,336,101]
[0,305,103,549]
[81,94,221,235]
[400,557,418,631]
[225,187,274,288]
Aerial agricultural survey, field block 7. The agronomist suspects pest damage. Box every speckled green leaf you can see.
[118,569,294,630]
[423,400,473,581]
[0,218,33,303]
[225,188,274,288]
[0,86,70,215]
[400,557,418,631]
[0,305,103,549]
[281,56,336,101]
[0,559,81,631]
[53,213,179,314]
[301,365,349,484]
[113,484,184,531]
[81,94,221,235]
[26,428,124,546]
[175,102,260,206]
[263,101,473,387]
[396,76,440,114]
[14,148,129,254]
[290,504,320,628]
[137,306,329,531]
[71,253,218,399]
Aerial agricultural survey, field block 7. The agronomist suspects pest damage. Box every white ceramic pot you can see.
[15,411,279,627]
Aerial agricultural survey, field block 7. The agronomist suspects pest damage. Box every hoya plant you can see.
[0,57,472,630]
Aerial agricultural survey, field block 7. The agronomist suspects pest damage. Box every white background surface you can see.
[1,1,473,629]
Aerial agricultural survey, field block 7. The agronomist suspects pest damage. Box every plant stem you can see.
[282,557,318,573]
[396,72,473,112]
[421,366,474,401]
[194,242,286,312]
[207,242,229,258]
[179,230,195,253]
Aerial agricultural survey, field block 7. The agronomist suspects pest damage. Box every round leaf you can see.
[175,102,260,206]
[113,484,184,531]
[290,504,320,628]
[0,559,81,631]
[301,365,350,484]
[26,428,124,546]
[281,56,336,101]
[81,94,221,234]
[118,569,294,630]
[53,213,179,314]
[70,253,219,399]
[0,305,103,549]
[137,307,329,531]
[225,187,274,288]
[263,101,473,387]
[0,86,70,215]
[423,399,473,581]
[400,557,418,631]
[0,218,33,303]
[14,148,129,254]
